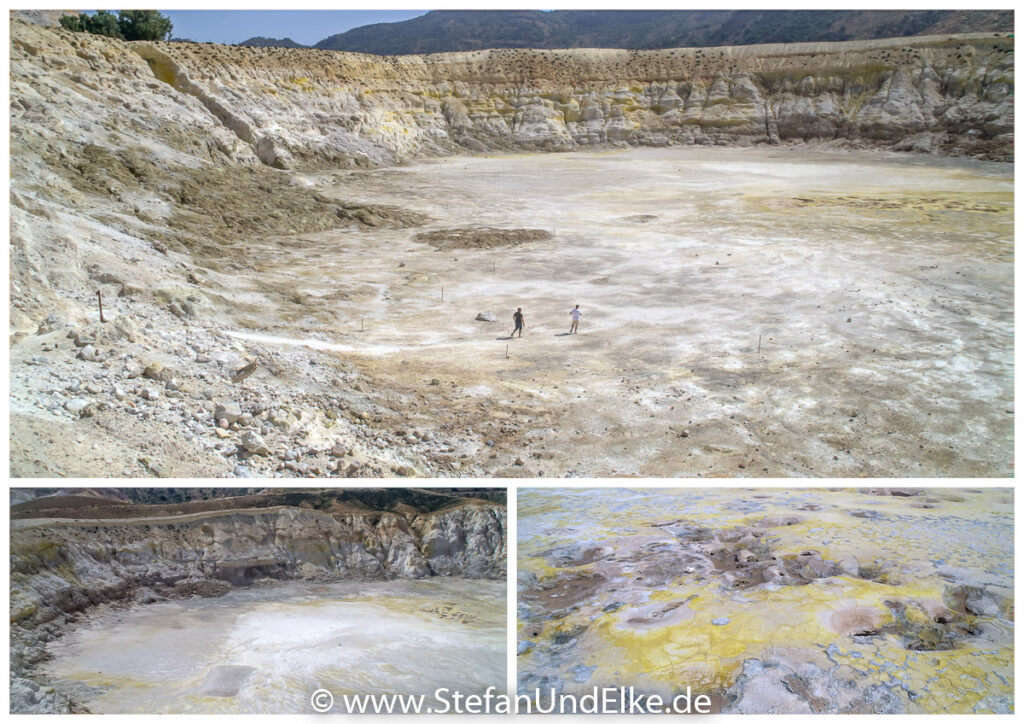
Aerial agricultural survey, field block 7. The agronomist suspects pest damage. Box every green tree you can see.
[84,10,124,39]
[118,10,174,41]
[57,13,84,32]
[59,11,123,38]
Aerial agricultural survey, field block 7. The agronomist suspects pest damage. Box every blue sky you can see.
[161,10,429,45]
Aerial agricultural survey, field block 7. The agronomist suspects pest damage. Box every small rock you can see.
[215,402,242,424]
[517,641,535,655]
[966,595,1000,617]
[143,362,166,380]
[139,386,160,400]
[712,617,730,626]
[71,331,96,347]
[231,359,258,383]
[77,345,98,362]
[475,312,497,322]
[330,442,347,457]
[64,398,91,415]
[85,383,102,395]
[218,417,230,429]
[240,430,270,455]
[202,387,216,400]
[237,412,254,426]
[36,314,68,335]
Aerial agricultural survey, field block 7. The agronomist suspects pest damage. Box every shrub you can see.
[57,10,174,42]
[118,10,174,41]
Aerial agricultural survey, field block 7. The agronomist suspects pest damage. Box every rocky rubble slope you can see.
[10,501,506,711]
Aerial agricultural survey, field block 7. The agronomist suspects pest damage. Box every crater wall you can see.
[134,32,1014,166]
[10,502,506,634]
[11,19,1014,179]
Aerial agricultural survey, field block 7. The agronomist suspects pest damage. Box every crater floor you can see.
[517,487,1014,714]
[226,147,1013,477]
[41,579,506,714]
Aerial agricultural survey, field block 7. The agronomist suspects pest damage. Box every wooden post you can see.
[757,334,762,354]
[506,344,509,359]
[97,291,105,323]
[441,286,444,301]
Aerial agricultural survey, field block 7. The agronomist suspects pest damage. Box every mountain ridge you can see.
[312,9,1014,55]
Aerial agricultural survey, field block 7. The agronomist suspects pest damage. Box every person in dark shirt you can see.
[512,307,525,338]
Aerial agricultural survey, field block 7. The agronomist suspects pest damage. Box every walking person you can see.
[569,304,582,334]
[512,307,525,338]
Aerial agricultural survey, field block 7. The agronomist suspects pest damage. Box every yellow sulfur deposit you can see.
[518,488,1013,714]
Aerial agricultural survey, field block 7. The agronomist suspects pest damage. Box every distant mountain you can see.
[239,36,308,49]
[314,9,1014,55]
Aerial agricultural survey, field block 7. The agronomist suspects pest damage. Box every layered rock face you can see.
[133,32,1014,166]
[10,502,505,635]
[10,19,1013,182]
[10,500,505,712]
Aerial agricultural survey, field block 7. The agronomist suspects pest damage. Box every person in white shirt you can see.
[569,304,582,334]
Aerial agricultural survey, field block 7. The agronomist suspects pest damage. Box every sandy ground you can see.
[217,147,1013,477]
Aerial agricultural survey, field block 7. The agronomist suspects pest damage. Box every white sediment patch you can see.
[42,579,505,714]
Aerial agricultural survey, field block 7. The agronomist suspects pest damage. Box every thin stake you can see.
[506,344,509,359]
[441,286,444,301]
[97,290,105,323]
[757,334,762,354]
[361,317,364,332]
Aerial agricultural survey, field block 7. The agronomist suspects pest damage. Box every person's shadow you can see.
[496,336,517,340]
[554,333,572,337]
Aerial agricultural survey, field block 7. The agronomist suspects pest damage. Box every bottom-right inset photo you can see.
[517,488,1013,714]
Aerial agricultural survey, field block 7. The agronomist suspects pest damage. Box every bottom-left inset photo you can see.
[10,487,507,714]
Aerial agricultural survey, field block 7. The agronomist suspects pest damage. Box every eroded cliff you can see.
[9,499,505,711]
[134,32,1014,166]
[11,502,505,624]
[11,19,1014,178]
